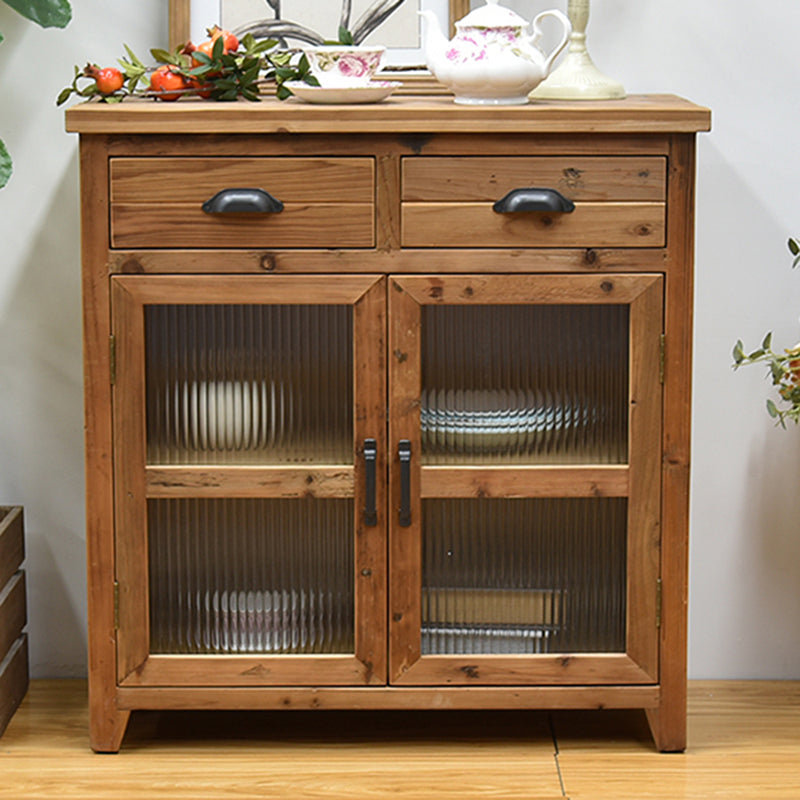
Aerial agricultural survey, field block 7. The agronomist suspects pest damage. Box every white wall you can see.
[0,0,798,679]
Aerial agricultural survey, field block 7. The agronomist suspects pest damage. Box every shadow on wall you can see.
[0,149,87,677]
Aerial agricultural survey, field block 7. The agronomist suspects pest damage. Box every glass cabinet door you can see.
[111,275,386,687]
[388,274,663,685]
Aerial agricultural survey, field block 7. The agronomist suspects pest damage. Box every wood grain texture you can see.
[111,203,375,249]
[402,201,665,248]
[111,279,150,686]
[111,274,382,305]
[0,635,28,738]
[353,277,389,685]
[110,157,375,203]
[625,277,664,681]
[145,466,355,498]
[387,278,423,684]
[79,136,132,753]
[402,156,667,202]
[65,95,712,136]
[645,134,698,753]
[122,655,373,688]
[394,273,660,306]
[108,247,668,275]
[420,465,629,498]
[0,507,24,589]
[0,572,26,667]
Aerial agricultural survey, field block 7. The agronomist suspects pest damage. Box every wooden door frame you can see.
[110,274,387,686]
[387,273,663,686]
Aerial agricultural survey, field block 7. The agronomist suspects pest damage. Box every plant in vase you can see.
[733,238,800,427]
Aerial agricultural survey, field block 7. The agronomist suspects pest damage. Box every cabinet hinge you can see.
[659,334,666,384]
[109,335,117,385]
[656,578,662,628]
[114,580,120,631]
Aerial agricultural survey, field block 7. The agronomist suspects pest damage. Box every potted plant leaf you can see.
[0,0,72,187]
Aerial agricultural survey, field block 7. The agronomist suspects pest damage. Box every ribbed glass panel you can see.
[421,498,627,655]
[145,305,353,464]
[148,498,354,654]
[421,305,628,464]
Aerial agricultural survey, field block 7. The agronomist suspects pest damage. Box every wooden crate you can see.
[0,506,28,737]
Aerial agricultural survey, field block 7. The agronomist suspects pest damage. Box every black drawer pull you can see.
[202,188,284,214]
[493,188,575,214]
[363,438,378,527]
[398,439,412,528]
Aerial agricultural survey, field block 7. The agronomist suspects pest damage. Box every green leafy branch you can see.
[57,31,326,107]
[1,0,72,187]
[733,238,800,428]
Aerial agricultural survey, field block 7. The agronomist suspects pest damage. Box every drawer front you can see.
[110,157,375,249]
[401,156,666,248]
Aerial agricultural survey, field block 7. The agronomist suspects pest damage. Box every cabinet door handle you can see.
[492,188,575,214]
[398,439,412,528]
[202,188,285,214]
[363,438,377,527]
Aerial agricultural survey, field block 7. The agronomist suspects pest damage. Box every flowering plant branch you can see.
[733,238,800,427]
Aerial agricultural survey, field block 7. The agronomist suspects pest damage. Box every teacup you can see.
[303,45,385,88]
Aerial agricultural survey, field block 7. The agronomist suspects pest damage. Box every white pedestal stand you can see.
[530,0,625,100]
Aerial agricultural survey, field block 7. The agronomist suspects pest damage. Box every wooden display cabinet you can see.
[66,95,710,752]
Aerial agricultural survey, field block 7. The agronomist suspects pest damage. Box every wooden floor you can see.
[0,681,798,799]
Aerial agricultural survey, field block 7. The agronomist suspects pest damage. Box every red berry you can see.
[149,65,187,101]
[85,65,124,95]
[209,25,239,52]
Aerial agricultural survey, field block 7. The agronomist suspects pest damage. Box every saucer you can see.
[285,81,400,105]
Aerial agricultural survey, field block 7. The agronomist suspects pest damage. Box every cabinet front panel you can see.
[109,157,375,249]
[112,275,387,686]
[401,156,666,249]
[388,274,663,686]
[402,157,667,202]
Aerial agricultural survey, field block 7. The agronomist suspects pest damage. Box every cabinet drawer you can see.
[109,157,375,249]
[401,156,666,248]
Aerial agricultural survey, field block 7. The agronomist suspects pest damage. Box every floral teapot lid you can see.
[456,0,529,29]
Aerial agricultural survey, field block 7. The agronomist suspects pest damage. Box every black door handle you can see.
[363,438,377,527]
[202,188,285,214]
[492,188,575,214]
[398,439,411,528]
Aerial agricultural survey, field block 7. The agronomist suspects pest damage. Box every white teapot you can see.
[419,0,571,105]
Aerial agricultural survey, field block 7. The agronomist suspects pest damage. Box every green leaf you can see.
[0,30,4,44]
[747,349,765,360]
[766,398,779,418]
[2,0,72,29]
[276,84,292,100]
[732,340,745,364]
[789,238,800,256]
[150,48,175,65]
[0,138,12,188]
[275,66,296,80]
[123,44,145,68]
[56,85,73,105]
[338,25,354,45]
[762,331,773,350]
[212,34,225,60]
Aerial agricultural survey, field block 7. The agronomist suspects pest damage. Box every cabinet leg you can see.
[645,703,686,752]
[89,703,131,753]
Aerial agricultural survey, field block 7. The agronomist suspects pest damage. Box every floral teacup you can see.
[303,45,385,88]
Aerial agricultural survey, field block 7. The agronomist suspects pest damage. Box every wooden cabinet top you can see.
[65,93,710,136]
